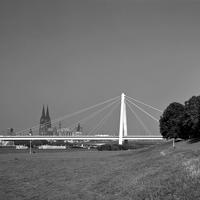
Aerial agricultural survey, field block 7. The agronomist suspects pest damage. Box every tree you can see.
[176,111,190,139]
[184,96,200,138]
[159,102,185,139]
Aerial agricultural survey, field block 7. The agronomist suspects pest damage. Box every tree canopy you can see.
[160,102,185,139]
[184,96,200,138]
[160,95,200,139]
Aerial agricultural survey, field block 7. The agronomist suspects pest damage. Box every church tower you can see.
[45,105,51,130]
[39,105,51,135]
[39,105,46,135]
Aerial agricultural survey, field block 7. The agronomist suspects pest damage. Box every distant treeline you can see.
[160,95,200,139]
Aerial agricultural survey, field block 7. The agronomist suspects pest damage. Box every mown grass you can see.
[0,141,200,200]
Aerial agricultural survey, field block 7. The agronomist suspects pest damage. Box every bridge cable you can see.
[49,96,120,126]
[126,101,152,135]
[126,95,163,113]
[126,98,159,122]
[87,100,120,136]
[67,98,120,131]
[16,95,120,135]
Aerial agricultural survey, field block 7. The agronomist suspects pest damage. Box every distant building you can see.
[57,124,83,136]
[7,128,15,136]
[39,105,52,135]
[0,139,14,146]
[76,123,82,132]
[39,107,83,136]
[57,128,73,136]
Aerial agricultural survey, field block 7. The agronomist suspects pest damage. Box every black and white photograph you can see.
[1,0,200,199]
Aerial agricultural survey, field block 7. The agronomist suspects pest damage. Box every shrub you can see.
[97,143,128,151]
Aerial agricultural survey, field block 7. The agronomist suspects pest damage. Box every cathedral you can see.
[39,105,51,135]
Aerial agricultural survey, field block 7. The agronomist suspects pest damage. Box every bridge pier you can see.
[119,93,127,145]
[119,137,123,145]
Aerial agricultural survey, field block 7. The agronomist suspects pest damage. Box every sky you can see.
[1,0,200,133]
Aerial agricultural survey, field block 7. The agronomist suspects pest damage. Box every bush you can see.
[97,144,111,151]
[97,143,128,151]
[111,144,121,151]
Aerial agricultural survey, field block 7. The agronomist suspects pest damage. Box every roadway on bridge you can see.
[0,135,163,141]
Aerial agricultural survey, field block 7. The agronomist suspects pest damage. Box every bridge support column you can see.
[119,93,127,145]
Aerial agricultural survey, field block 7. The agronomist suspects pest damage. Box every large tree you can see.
[184,96,200,138]
[159,102,185,139]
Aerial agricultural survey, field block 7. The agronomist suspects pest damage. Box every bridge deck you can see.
[0,136,163,141]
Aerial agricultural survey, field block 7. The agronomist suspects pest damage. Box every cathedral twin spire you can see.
[39,105,51,135]
[40,105,45,123]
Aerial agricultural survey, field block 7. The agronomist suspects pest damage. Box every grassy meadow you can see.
[0,141,200,200]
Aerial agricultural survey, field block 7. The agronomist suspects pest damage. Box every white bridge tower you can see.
[119,93,127,145]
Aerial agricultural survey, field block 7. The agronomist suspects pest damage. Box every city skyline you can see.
[1,0,200,132]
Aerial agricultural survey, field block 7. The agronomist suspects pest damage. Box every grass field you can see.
[0,141,200,200]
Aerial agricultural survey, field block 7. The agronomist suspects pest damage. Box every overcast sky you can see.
[1,0,200,133]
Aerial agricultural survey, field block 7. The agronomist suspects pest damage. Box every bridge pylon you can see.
[119,93,127,145]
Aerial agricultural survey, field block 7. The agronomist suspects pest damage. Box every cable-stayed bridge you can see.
[0,93,163,144]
